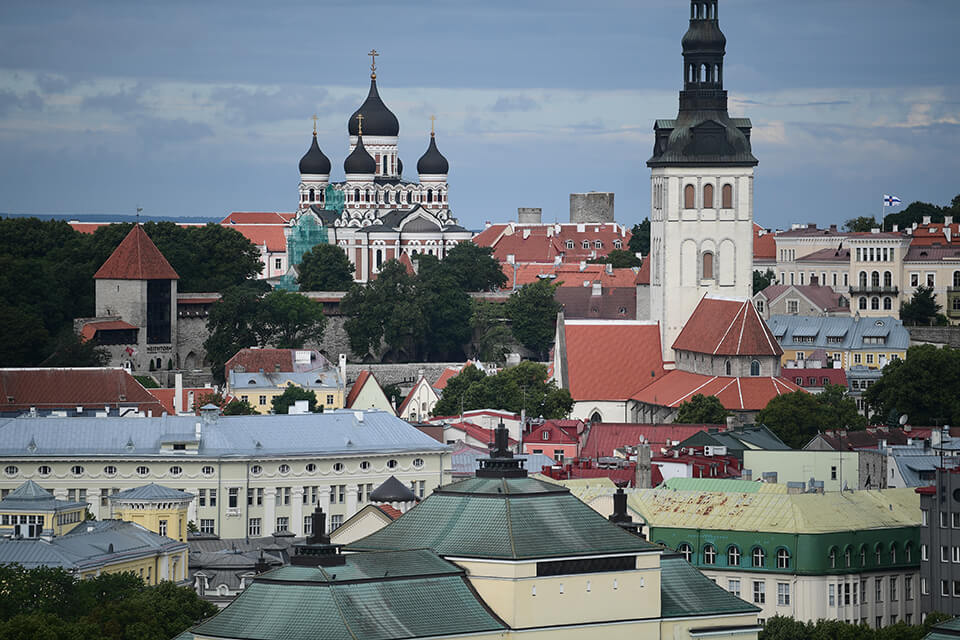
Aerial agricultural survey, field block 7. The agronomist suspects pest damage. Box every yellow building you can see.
[224,348,345,414]
[0,480,188,585]
[109,483,192,543]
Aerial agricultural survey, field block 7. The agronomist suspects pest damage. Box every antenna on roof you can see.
[136,207,143,225]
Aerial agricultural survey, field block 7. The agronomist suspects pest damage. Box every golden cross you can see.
[356,113,364,136]
[430,114,436,135]
[312,114,318,135]
[368,49,379,78]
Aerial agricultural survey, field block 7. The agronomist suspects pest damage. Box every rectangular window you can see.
[200,519,215,534]
[831,466,837,480]
[854,353,862,364]
[876,616,883,629]
[276,516,289,532]
[922,509,928,526]
[922,578,928,595]
[844,583,851,605]
[228,487,239,508]
[274,258,282,270]
[284,487,291,506]
[330,485,337,504]
[198,489,206,507]
[828,584,836,607]
[249,518,261,537]
[753,581,765,604]
[326,394,334,405]
[942,546,950,562]
[259,395,267,405]
[953,546,960,563]
[728,579,740,597]
[927,273,936,287]
[338,485,345,504]
[875,577,883,602]
[209,489,216,506]
[953,512,959,528]
[866,353,874,365]
[304,515,313,535]
[787,299,799,314]
[777,582,790,606]
[911,273,919,287]
[954,581,960,597]
[890,577,898,601]
[922,544,928,561]
[906,576,913,600]
[331,514,343,531]
[942,580,950,596]
[158,519,167,537]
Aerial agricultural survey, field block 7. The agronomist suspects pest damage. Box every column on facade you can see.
[263,487,276,535]
[291,487,305,536]
[187,487,199,524]
[346,485,359,521]
[159,554,169,580]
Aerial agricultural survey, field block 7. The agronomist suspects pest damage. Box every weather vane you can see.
[368,49,379,79]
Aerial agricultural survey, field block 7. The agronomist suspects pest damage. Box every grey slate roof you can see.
[0,480,86,512]
[228,369,340,390]
[0,410,449,458]
[768,315,910,352]
[0,519,185,571]
[368,476,417,503]
[450,444,554,477]
[109,483,194,502]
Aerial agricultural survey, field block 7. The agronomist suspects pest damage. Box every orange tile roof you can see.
[433,367,459,391]
[374,504,403,520]
[562,321,665,401]
[636,258,650,285]
[753,222,776,260]
[69,222,110,234]
[80,320,137,342]
[148,387,215,414]
[446,421,518,446]
[226,348,294,373]
[580,423,714,458]
[0,368,167,414]
[398,252,416,276]
[225,224,287,252]
[475,223,631,265]
[508,263,641,289]
[221,211,294,224]
[93,225,180,280]
[345,370,372,408]
[672,296,782,357]
[631,370,802,411]
[909,222,960,247]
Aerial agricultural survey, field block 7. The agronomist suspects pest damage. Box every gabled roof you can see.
[673,296,781,357]
[224,224,287,253]
[344,370,371,408]
[79,320,137,342]
[524,421,578,445]
[396,378,438,416]
[226,348,331,375]
[560,320,665,401]
[753,223,776,261]
[758,283,847,313]
[580,423,718,458]
[0,367,167,414]
[93,225,179,280]
[631,370,801,411]
[221,212,295,224]
[147,386,212,415]
[444,422,518,446]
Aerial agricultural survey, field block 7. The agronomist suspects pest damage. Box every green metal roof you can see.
[189,551,506,640]
[262,549,459,583]
[925,617,960,639]
[661,478,786,494]
[347,476,658,559]
[659,555,760,618]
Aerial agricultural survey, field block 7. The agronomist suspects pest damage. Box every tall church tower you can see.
[647,0,758,363]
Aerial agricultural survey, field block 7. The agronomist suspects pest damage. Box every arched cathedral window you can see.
[722,184,733,209]
[703,184,714,208]
[308,188,315,202]
[684,185,696,209]
[750,360,760,376]
[702,252,714,279]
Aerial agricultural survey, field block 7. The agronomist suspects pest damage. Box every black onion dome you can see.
[299,133,331,175]
[417,134,448,174]
[343,135,376,174]
[681,19,726,53]
[348,79,399,137]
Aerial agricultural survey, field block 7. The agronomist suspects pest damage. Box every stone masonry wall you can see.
[908,326,960,348]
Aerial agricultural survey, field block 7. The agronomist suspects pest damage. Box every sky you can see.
[0,0,958,232]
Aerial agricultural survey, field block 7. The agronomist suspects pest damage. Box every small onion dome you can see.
[369,476,417,503]
[417,134,448,175]
[348,79,399,137]
[681,19,726,53]
[299,133,331,175]
[343,135,376,175]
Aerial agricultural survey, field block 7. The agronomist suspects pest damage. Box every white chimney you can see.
[591,282,602,296]
[338,354,347,386]
[945,216,954,225]
[174,373,183,414]
[923,216,932,225]
[579,261,586,272]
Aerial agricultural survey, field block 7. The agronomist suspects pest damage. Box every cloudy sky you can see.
[1,0,957,231]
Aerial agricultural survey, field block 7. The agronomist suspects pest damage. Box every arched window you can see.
[703,184,714,208]
[777,548,790,569]
[678,543,693,562]
[365,189,370,203]
[427,189,433,203]
[871,271,880,287]
[875,544,882,565]
[750,360,760,376]
[828,547,837,569]
[871,297,880,310]
[905,542,913,563]
[954,271,960,288]
[704,544,716,565]
[844,547,852,567]
[702,252,714,279]
[721,184,733,208]
[375,249,383,270]
[890,543,897,564]
[590,412,602,424]
[308,188,315,202]
[859,297,867,310]
[751,547,765,568]
[319,189,325,203]
[354,188,360,202]
[859,271,867,288]
[860,545,867,566]
[883,271,892,287]
[684,184,696,209]
[883,297,892,310]
[728,546,741,566]
[725,360,731,376]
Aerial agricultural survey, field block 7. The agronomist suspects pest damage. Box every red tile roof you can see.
[93,225,179,280]
[226,348,295,374]
[783,367,847,389]
[509,263,642,289]
[561,320,665,401]
[398,252,416,276]
[631,370,802,411]
[225,224,287,252]
[636,257,650,285]
[909,222,960,247]
[523,422,578,446]
[0,368,167,414]
[69,222,110,234]
[345,370,372,408]
[374,504,403,520]
[148,387,215,415]
[221,212,294,224]
[446,421,518,446]
[433,367,459,391]
[753,223,776,261]
[758,283,847,313]
[673,296,782,357]
[580,423,714,458]
[80,320,137,342]
[474,223,631,266]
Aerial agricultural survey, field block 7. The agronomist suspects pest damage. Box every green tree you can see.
[204,285,263,384]
[900,285,942,325]
[759,612,951,640]
[222,399,257,415]
[271,384,319,414]
[882,199,946,231]
[504,279,561,360]
[342,260,422,359]
[40,330,109,367]
[675,394,728,424]
[431,364,488,417]
[752,269,776,295]
[843,216,878,232]
[628,218,650,255]
[296,244,355,291]
[587,249,642,268]
[817,383,868,430]
[757,384,866,449]
[440,242,507,292]
[254,290,327,349]
[382,384,403,410]
[864,344,960,425]
[0,306,50,366]
[469,299,512,362]
[431,362,572,419]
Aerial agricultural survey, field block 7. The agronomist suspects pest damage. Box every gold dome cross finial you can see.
[430,114,436,136]
[368,49,379,79]
[356,113,364,136]
[312,114,318,135]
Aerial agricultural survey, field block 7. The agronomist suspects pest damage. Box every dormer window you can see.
[565,240,574,250]
[582,240,589,249]
[542,431,550,441]
[594,240,602,249]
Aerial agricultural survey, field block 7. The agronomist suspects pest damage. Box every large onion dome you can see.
[299,133,331,175]
[348,79,399,137]
[416,134,448,175]
[343,135,376,175]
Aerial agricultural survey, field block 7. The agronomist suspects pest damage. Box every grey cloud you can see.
[490,95,540,112]
[36,74,72,94]
[82,85,147,115]
[210,86,333,126]
[0,89,44,116]
[136,117,213,145]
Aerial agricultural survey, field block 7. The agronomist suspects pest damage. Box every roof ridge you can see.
[712,299,742,355]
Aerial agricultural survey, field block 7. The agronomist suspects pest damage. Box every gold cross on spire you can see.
[356,113,364,136]
[368,49,379,79]
[312,114,318,135]
[430,114,436,136]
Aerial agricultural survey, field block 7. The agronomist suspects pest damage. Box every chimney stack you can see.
[635,443,652,489]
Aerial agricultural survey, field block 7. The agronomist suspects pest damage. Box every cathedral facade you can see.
[289,53,472,284]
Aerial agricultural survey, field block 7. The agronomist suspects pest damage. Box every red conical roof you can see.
[93,225,179,280]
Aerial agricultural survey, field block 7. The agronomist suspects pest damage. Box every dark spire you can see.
[680,0,727,112]
[290,504,346,566]
[476,422,527,478]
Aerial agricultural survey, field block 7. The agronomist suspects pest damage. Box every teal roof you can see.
[109,483,193,502]
[189,550,506,640]
[659,555,760,618]
[925,616,960,639]
[347,475,658,560]
[0,480,86,513]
